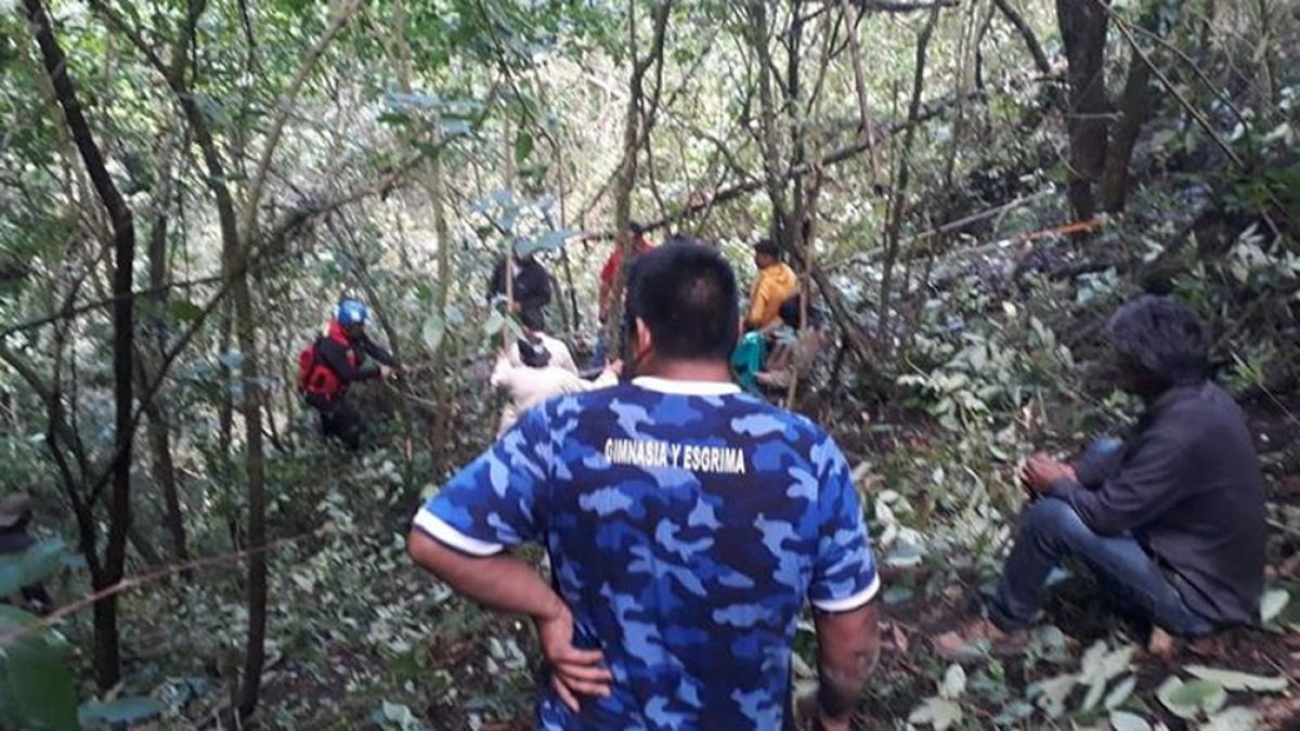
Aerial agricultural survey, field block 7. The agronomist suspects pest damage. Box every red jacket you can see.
[302,319,394,406]
[599,238,655,315]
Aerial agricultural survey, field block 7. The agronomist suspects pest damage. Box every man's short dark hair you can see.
[625,238,739,361]
[778,294,824,330]
[1106,295,1210,387]
[629,220,647,236]
[754,238,781,259]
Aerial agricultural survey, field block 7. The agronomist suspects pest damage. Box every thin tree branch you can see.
[0,268,288,340]
[991,0,1052,74]
[239,0,363,239]
[579,91,981,241]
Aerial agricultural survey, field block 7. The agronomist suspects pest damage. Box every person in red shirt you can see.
[598,221,655,323]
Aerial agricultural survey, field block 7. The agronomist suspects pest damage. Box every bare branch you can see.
[991,0,1053,74]
[239,0,364,238]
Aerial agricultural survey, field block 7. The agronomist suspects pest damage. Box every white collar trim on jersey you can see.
[631,376,742,396]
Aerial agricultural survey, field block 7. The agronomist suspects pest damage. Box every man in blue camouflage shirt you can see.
[409,239,881,730]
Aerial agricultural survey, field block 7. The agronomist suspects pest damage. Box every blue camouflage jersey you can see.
[413,376,879,730]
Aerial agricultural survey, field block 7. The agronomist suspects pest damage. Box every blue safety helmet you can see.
[337,298,369,327]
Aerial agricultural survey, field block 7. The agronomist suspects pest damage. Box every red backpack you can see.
[296,338,320,396]
[296,337,343,402]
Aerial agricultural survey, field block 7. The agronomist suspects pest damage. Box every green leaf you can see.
[1183,666,1288,693]
[484,309,506,337]
[169,300,204,323]
[515,229,573,257]
[515,131,534,164]
[908,696,963,730]
[1080,643,1135,712]
[1260,588,1289,624]
[1108,710,1151,731]
[1029,674,1076,719]
[0,607,79,731]
[0,561,24,599]
[436,118,472,137]
[940,664,967,700]
[421,312,446,354]
[0,540,65,596]
[79,696,164,727]
[882,586,914,604]
[18,540,65,587]
[1157,676,1226,720]
[1104,675,1137,710]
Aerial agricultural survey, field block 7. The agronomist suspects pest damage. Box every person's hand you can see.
[535,600,612,712]
[1020,453,1076,494]
[508,301,521,314]
[379,365,396,381]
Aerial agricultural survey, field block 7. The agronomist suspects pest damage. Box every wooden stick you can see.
[0,531,318,649]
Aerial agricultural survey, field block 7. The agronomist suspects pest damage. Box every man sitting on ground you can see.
[408,240,880,730]
[936,295,1265,657]
[757,294,828,389]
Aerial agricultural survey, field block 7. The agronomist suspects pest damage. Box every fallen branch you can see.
[0,530,319,649]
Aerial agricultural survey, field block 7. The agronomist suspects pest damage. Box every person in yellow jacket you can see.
[746,239,798,330]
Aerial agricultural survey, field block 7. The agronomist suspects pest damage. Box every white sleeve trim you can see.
[412,507,504,557]
[811,572,881,612]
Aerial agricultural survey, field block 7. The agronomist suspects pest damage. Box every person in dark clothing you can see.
[0,492,52,613]
[301,298,398,450]
[936,295,1265,656]
[488,249,553,330]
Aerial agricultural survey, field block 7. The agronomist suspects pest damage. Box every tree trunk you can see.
[218,303,234,470]
[137,381,187,564]
[879,6,939,354]
[233,265,268,717]
[393,0,452,447]
[24,0,137,690]
[143,123,189,565]
[1099,44,1153,212]
[841,0,883,179]
[1056,0,1111,220]
[606,0,673,357]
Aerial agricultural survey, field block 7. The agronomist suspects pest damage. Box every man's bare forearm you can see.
[817,652,878,722]
[408,531,563,621]
[814,602,881,725]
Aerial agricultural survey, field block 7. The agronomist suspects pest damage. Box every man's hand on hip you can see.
[535,600,612,712]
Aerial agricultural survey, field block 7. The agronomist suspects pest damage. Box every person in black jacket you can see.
[936,295,1265,656]
[487,249,552,330]
[301,298,398,450]
[0,492,52,613]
